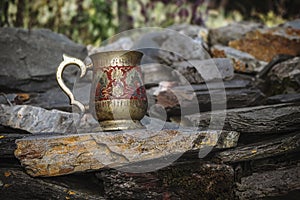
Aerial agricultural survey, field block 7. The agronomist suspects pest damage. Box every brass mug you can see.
[56,50,147,131]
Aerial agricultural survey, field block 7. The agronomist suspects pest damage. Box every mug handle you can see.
[56,54,91,114]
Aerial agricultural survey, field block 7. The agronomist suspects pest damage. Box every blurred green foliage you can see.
[0,0,298,45]
[1,0,117,45]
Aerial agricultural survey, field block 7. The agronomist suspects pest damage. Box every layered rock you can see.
[14,129,239,177]
[186,103,300,134]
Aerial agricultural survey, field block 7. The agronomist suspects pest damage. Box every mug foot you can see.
[99,120,144,131]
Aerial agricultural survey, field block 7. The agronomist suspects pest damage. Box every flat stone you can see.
[267,93,300,104]
[154,75,265,115]
[0,104,78,134]
[14,129,239,177]
[171,58,234,84]
[216,132,300,163]
[0,28,87,92]
[186,103,300,134]
[229,27,300,62]
[211,45,267,73]
[0,104,184,134]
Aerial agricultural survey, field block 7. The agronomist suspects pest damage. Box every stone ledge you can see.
[14,129,239,177]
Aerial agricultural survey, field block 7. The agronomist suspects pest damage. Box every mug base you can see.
[99,119,145,131]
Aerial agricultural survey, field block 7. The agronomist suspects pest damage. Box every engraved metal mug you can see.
[56,50,147,131]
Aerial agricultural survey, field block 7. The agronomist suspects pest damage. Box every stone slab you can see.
[0,104,78,134]
[186,103,300,134]
[216,132,300,163]
[14,129,239,177]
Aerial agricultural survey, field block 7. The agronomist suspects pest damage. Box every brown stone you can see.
[14,129,239,177]
[229,28,300,62]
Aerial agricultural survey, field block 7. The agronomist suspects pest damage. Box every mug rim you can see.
[89,50,143,58]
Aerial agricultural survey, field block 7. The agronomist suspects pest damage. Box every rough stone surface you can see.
[141,63,175,84]
[267,93,300,104]
[154,76,265,115]
[0,168,104,200]
[186,103,300,134]
[0,89,72,112]
[159,33,210,64]
[235,164,300,200]
[14,129,239,177]
[0,28,87,92]
[0,104,184,134]
[134,30,210,65]
[209,21,263,46]
[171,58,234,84]
[267,57,300,95]
[0,104,78,134]
[216,132,300,163]
[169,24,208,40]
[211,45,267,73]
[97,161,234,200]
[229,27,300,62]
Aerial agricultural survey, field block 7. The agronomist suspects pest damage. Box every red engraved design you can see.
[95,66,146,101]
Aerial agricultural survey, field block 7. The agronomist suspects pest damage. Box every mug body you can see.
[89,50,147,130]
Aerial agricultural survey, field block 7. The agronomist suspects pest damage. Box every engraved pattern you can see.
[95,66,146,101]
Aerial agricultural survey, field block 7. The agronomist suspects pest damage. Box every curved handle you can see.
[56,54,90,114]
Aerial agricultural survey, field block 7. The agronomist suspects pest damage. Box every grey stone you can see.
[159,33,210,64]
[0,104,78,134]
[235,164,300,199]
[267,93,300,104]
[169,24,209,40]
[216,132,300,163]
[209,21,263,46]
[211,45,267,73]
[171,58,234,84]
[267,57,300,95]
[0,28,87,92]
[186,103,300,134]
[87,37,133,55]
[133,29,210,65]
[141,63,175,84]
[0,103,184,134]
[283,18,300,29]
